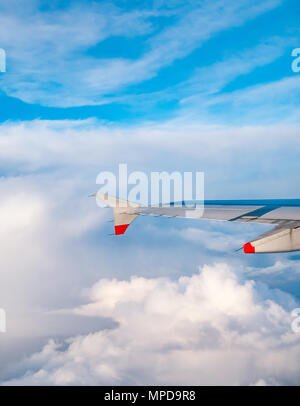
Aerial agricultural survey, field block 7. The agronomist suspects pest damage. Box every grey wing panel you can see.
[135,205,265,221]
[251,222,300,242]
[135,205,300,225]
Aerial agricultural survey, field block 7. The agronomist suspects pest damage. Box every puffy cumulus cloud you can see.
[3,263,300,386]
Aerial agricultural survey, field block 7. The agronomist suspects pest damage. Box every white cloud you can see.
[178,227,247,252]
[1,118,300,199]
[3,263,300,385]
[0,193,44,232]
[246,259,300,276]
[0,116,300,383]
[247,261,293,275]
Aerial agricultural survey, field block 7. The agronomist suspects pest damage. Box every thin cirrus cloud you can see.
[179,37,295,103]
[176,75,300,125]
[121,36,297,122]
[0,0,283,107]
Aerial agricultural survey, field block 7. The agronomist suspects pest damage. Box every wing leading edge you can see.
[96,193,300,253]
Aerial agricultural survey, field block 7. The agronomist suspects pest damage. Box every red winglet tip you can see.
[115,224,129,235]
[243,242,255,254]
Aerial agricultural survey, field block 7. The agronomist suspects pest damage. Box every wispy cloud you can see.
[180,37,294,102]
[200,75,300,123]
[0,0,282,107]
[119,36,295,121]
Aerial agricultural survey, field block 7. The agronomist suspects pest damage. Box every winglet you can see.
[96,193,140,235]
[115,224,130,235]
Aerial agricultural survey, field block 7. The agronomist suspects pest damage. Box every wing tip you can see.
[115,224,130,235]
[243,242,255,254]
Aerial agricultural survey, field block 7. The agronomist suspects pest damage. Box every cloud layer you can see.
[1,116,300,384]
[3,263,300,385]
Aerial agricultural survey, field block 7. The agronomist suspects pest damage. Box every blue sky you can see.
[1,0,300,386]
[0,0,299,123]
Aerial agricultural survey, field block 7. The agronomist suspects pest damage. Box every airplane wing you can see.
[96,193,300,253]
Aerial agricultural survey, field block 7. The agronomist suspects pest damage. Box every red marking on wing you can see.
[243,242,255,254]
[115,224,129,235]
